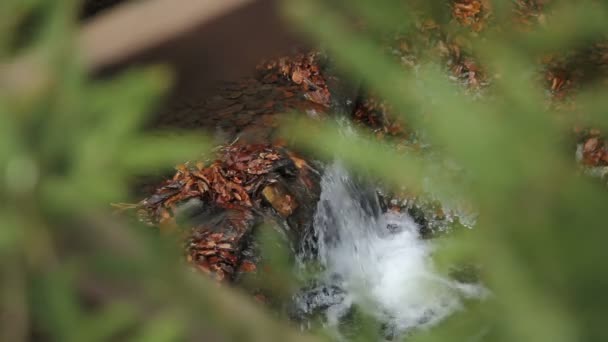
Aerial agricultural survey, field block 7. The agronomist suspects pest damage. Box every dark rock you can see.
[290,284,347,320]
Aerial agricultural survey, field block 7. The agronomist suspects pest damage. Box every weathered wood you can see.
[80,0,305,99]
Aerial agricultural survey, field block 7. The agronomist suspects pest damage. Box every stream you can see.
[293,163,486,339]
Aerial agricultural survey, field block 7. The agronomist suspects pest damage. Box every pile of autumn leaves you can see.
[257,51,331,109]
[451,0,608,167]
[353,0,608,167]
[139,144,282,224]
[136,51,333,281]
[137,144,292,280]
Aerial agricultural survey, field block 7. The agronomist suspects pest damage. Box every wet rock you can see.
[172,197,205,225]
[237,125,272,144]
[136,143,322,284]
[290,284,347,320]
[377,189,475,238]
[134,51,354,296]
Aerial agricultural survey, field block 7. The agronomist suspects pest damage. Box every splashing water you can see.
[297,163,484,336]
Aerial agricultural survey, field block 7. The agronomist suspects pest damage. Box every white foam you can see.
[312,163,485,334]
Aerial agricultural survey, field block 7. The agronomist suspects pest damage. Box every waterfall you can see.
[295,163,485,337]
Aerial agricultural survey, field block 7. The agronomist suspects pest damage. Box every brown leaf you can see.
[292,67,306,84]
[304,89,331,107]
[262,183,298,217]
[584,138,599,153]
[197,264,211,274]
[239,260,257,273]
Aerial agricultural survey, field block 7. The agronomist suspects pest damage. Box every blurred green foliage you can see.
[3,0,608,341]
[282,0,608,341]
[0,1,317,341]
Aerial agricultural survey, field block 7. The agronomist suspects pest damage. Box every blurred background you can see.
[2,0,608,341]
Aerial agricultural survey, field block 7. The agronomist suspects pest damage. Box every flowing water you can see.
[294,163,485,338]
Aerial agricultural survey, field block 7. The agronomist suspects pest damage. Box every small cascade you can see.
[294,163,485,338]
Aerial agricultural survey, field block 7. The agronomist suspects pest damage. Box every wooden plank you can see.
[79,0,256,70]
